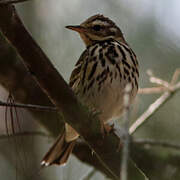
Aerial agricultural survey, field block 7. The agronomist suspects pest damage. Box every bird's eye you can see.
[93,25,101,31]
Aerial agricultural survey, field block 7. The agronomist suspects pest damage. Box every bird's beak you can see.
[65,25,86,33]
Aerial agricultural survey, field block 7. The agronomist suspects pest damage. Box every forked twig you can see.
[150,77,171,89]
[138,69,179,94]
[130,69,180,134]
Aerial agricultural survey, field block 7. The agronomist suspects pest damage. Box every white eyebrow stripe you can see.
[92,20,109,26]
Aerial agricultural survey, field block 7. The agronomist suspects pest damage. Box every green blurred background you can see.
[0,0,180,179]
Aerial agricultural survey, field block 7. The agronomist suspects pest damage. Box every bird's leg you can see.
[91,108,113,136]
[100,120,114,137]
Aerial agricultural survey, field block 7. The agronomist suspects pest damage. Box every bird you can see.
[41,14,139,166]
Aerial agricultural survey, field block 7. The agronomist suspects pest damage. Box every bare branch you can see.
[138,87,167,94]
[0,0,29,5]
[138,68,180,95]
[150,77,171,89]
[129,81,180,134]
[170,68,180,85]
[0,100,57,111]
[1,4,179,179]
[82,169,97,180]
[0,5,143,179]
[147,69,171,89]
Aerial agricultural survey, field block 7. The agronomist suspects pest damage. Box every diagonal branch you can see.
[0,0,29,4]
[0,4,144,179]
[2,4,179,179]
[0,100,57,111]
[129,81,180,134]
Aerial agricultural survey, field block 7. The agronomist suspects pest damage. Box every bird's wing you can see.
[69,49,88,91]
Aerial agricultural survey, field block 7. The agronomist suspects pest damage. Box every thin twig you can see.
[0,0,29,4]
[138,69,180,95]
[138,87,167,94]
[121,84,131,180]
[150,77,171,89]
[82,169,97,180]
[147,69,171,89]
[134,139,180,150]
[0,100,57,111]
[0,131,51,140]
[129,81,180,134]
[170,68,180,85]
[130,160,149,180]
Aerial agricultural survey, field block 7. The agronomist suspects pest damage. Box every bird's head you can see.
[66,14,126,46]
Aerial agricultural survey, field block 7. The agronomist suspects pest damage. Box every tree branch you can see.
[129,81,180,134]
[1,4,180,180]
[0,0,29,5]
[0,100,56,111]
[0,4,143,179]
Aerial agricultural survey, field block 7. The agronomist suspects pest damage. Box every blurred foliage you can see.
[0,0,180,179]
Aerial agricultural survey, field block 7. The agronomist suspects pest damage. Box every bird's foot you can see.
[100,122,114,138]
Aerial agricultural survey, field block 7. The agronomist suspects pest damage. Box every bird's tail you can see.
[41,129,76,166]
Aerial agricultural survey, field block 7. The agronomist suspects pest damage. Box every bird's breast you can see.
[72,39,139,122]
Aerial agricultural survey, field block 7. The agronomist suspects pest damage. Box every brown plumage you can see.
[41,14,139,166]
